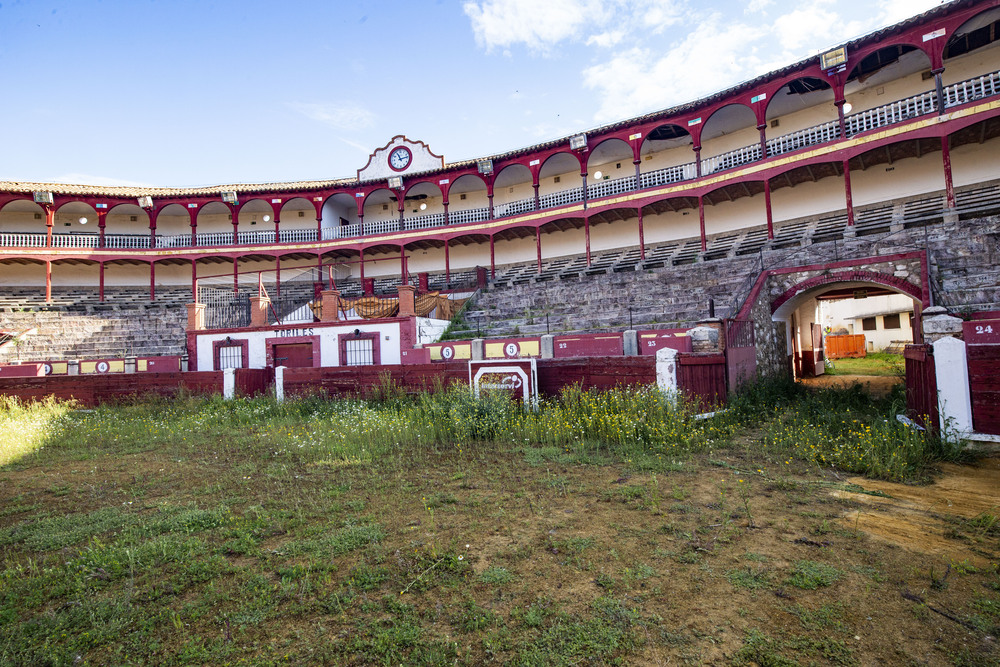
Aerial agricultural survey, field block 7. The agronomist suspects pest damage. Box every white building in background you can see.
[819,293,915,351]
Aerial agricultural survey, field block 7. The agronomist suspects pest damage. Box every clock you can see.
[388,146,412,171]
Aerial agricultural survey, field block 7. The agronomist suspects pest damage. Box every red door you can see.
[811,323,825,376]
[273,343,313,368]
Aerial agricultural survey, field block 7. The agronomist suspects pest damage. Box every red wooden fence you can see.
[724,319,756,393]
[678,354,727,408]
[904,344,938,431]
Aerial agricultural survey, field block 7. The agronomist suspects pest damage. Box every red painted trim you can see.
[941,136,955,208]
[265,334,321,368]
[698,196,706,252]
[770,268,924,314]
[212,338,249,370]
[843,160,854,226]
[338,330,381,366]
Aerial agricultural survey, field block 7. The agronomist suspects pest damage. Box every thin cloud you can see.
[288,102,375,130]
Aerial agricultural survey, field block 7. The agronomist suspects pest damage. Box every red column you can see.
[536,226,542,274]
[487,183,495,220]
[758,124,767,160]
[99,262,105,302]
[230,203,241,245]
[843,160,855,226]
[400,245,407,285]
[764,180,774,239]
[359,248,365,283]
[489,235,495,279]
[45,206,54,248]
[533,181,540,210]
[942,136,955,209]
[581,172,588,209]
[147,209,157,249]
[584,216,591,266]
[637,208,645,259]
[97,210,108,248]
[694,146,702,178]
[149,261,156,301]
[275,257,281,298]
[45,260,51,302]
[191,259,198,302]
[233,258,239,294]
[443,200,450,226]
[698,196,707,251]
[836,99,847,139]
[189,207,198,247]
[444,239,451,283]
[634,158,641,190]
[274,214,280,244]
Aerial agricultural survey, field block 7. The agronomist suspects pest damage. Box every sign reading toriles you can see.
[468,359,538,409]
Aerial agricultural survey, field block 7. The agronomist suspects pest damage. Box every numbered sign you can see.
[963,319,1000,345]
[468,359,538,408]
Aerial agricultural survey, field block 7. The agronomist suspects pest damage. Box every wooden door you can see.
[273,343,313,368]
[811,323,825,376]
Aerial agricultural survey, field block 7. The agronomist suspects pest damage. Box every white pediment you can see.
[357,136,444,182]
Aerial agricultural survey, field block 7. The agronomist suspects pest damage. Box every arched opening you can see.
[238,198,275,244]
[362,188,399,227]
[279,197,318,241]
[401,181,444,230]
[772,274,922,385]
[321,193,359,239]
[195,201,233,240]
[106,203,150,246]
[538,152,581,208]
[944,7,1000,62]
[700,104,759,174]
[0,199,46,236]
[639,123,693,188]
[844,45,932,127]
[764,77,836,156]
[493,163,534,217]
[54,201,97,246]
[448,174,489,224]
[155,204,191,247]
[586,138,634,200]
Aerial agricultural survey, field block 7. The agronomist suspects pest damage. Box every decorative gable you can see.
[357,135,444,182]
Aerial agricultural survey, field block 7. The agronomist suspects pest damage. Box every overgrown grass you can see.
[0,379,986,665]
[825,352,905,377]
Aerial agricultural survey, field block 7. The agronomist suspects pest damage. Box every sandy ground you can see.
[834,456,1000,567]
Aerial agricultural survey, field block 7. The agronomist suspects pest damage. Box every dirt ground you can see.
[800,374,903,398]
[835,457,1000,568]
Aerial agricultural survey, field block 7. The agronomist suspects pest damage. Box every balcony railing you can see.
[3,69,997,253]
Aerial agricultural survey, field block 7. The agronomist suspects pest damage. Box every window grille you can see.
[219,345,244,369]
[345,338,375,366]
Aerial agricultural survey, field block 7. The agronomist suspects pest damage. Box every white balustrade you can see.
[403,212,446,230]
[0,232,46,248]
[277,228,319,243]
[639,163,696,189]
[539,187,583,210]
[448,207,490,225]
[944,69,1000,108]
[362,218,403,236]
[101,234,151,249]
[701,143,763,175]
[49,233,100,249]
[846,90,938,136]
[588,175,636,200]
[493,197,535,218]
[766,120,840,157]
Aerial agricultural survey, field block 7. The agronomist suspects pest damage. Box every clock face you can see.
[388,146,411,171]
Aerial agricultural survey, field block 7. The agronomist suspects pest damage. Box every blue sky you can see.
[0,0,943,188]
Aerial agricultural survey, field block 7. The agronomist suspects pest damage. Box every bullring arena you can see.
[0,0,999,434]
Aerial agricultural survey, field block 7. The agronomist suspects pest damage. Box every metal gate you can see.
[724,318,757,393]
[203,290,251,329]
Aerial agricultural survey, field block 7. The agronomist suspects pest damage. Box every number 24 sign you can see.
[963,319,1000,344]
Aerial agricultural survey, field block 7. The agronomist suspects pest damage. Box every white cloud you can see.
[463,0,603,53]
[875,0,944,29]
[745,0,774,14]
[583,16,766,122]
[48,173,155,188]
[287,102,375,130]
[463,0,683,53]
